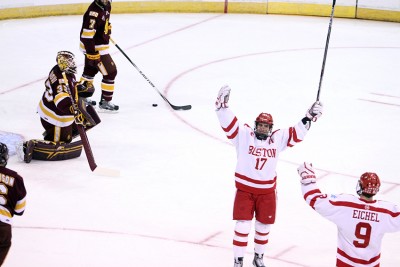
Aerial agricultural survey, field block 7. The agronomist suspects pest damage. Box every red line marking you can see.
[358,98,400,107]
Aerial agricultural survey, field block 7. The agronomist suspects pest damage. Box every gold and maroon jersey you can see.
[0,166,26,225]
[37,65,77,127]
[79,1,112,55]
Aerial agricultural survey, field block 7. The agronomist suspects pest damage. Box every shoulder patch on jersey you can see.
[89,11,98,17]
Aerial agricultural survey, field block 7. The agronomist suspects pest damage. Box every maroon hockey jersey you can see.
[37,65,77,127]
[0,166,26,225]
[79,1,112,55]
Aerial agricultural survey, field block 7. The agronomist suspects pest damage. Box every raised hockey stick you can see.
[109,37,192,111]
[316,0,336,101]
[61,72,120,177]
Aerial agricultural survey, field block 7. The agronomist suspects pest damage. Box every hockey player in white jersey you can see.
[215,85,323,267]
[298,162,400,267]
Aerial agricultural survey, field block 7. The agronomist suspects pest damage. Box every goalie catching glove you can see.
[297,162,317,185]
[306,101,323,121]
[215,85,231,110]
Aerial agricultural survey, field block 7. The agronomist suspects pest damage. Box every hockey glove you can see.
[86,52,101,68]
[306,101,323,121]
[297,162,317,185]
[215,85,231,110]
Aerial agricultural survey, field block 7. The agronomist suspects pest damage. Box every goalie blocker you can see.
[23,98,101,163]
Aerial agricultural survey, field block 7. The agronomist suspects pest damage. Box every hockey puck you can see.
[152,104,158,107]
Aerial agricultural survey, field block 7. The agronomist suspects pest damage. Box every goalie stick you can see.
[110,37,192,111]
[61,72,120,177]
[316,0,336,101]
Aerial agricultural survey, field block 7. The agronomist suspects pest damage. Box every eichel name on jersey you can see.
[0,167,26,225]
[302,187,400,267]
[80,1,112,55]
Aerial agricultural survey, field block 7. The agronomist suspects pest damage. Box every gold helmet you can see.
[56,51,77,74]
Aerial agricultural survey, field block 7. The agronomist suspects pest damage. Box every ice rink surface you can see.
[1,12,400,267]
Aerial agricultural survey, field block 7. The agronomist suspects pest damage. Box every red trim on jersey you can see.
[228,127,239,139]
[235,182,276,194]
[330,200,400,217]
[233,240,247,247]
[287,126,301,147]
[337,248,380,265]
[234,231,248,238]
[303,189,322,199]
[337,259,355,267]
[222,117,238,132]
[254,238,269,245]
[235,173,276,185]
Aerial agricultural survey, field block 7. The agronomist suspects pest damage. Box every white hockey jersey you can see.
[302,183,400,267]
[216,108,308,194]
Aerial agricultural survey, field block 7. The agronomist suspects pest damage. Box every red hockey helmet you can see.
[254,113,273,140]
[256,113,273,125]
[356,172,381,197]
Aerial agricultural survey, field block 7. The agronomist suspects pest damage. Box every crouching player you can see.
[21,51,101,163]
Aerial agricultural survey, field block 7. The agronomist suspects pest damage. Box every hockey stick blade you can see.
[110,38,192,111]
[93,166,120,177]
[171,104,192,110]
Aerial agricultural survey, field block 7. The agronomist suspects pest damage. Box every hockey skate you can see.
[98,99,119,112]
[233,257,243,267]
[253,253,265,267]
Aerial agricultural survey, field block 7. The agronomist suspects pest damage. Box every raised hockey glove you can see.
[215,85,231,110]
[297,162,317,184]
[86,52,101,68]
[306,101,323,121]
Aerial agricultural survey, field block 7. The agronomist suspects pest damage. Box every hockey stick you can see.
[316,0,336,101]
[109,37,192,111]
[61,72,120,177]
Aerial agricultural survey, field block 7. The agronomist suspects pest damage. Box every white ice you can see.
[0,13,400,267]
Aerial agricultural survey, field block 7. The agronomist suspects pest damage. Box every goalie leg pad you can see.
[29,140,83,161]
[77,98,101,127]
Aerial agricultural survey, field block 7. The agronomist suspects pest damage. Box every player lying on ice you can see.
[20,51,101,163]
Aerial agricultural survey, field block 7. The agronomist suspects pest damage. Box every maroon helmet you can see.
[356,172,381,197]
[254,113,273,140]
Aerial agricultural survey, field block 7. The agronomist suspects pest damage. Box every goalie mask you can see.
[56,51,77,75]
[356,172,381,198]
[0,142,9,167]
[254,113,273,140]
